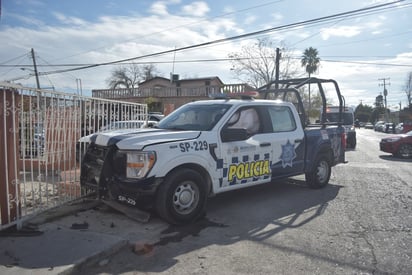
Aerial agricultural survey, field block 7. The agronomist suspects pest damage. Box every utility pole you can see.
[76,78,83,96]
[31,48,40,89]
[378,78,390,121]
[31,48,43,124]
[275,47,281,89]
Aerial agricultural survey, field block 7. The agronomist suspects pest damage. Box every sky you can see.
[0,0,411,110]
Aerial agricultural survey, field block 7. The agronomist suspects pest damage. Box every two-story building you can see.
[92,75,254,114]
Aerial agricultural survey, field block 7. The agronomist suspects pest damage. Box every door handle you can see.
[260,142,271,147]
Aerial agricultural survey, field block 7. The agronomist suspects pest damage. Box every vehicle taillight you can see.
[341,132,346,149]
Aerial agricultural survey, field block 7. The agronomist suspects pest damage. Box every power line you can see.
[4,55,412,83]
[3,0,408,81]
[317,30,412,50]
[5,24,410,70]
[0,52,30,65]
[318,59,412,67]
[30,1,411,76]
[0,51,32,79]
[4,56,411,70]
[50,0,286,62]
[291,2,412,47]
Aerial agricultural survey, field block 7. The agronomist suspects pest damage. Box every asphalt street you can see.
[0,128,409,275]
[72,128,412,275]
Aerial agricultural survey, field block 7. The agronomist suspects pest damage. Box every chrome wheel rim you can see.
[317,161,329,183]
[172,181,199,215]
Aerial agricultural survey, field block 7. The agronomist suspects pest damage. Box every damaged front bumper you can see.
[80,143,162,206]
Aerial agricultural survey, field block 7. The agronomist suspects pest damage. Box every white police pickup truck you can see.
[81,78,346,224]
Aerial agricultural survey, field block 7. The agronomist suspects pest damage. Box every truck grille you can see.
[80,144,112,190]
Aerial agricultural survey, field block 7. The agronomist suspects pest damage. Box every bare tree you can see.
[106,63,159,89]
[141,64,159,81]
[229,38,299,88]
[404,71,412,108]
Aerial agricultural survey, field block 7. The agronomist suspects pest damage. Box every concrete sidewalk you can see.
[0,200,166,275]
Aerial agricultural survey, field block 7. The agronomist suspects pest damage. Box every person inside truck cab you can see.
[227,107,261,135]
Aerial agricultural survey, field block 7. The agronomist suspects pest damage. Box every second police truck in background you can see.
[322,106,356,149]
[81,78,347,224]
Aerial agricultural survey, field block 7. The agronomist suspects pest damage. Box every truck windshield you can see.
[325,113,354,125]
[157,103,231,131]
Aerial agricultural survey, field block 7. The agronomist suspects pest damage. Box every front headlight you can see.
[124,151,156,179]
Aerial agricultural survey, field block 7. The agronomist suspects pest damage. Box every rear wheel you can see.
[305,156,331,189]
[155,168,207,224]
[396,144,412,158]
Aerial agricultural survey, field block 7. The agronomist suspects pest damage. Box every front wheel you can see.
[305,156,331,189]
[155,168,208,224]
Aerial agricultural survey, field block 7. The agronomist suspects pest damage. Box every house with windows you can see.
[92,75,254,114]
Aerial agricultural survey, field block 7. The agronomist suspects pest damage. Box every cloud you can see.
[6,12,45,27]
[53,12,87,26]
[149,0,182,16]
[223,6,235,14]
[317,51,412,107]
[149,1,170,16]
[0,5,245,93]
[320,25,362,40]
[244,15,256,25]
[16,0,44,7]
[364,16,385,29]
[181,1,210,17]
[271,12,283,22]
[1,0,410,107]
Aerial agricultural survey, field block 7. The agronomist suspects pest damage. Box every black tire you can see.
[396,144,412,158]
[155,168,207,224]
[305,156,331,189]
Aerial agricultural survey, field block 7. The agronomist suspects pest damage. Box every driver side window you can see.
[227,107,261,135]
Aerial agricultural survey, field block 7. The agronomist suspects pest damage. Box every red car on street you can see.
[380,130,412,158]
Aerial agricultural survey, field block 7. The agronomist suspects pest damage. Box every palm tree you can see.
[301,47,320,111]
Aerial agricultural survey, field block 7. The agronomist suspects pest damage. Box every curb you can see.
[60,239,129,275]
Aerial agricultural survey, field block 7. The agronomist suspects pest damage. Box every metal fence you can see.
[0,82,147,230]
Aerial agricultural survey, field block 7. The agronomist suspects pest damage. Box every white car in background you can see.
[100,120,158,131]
[374,121,386,132]
[395,123,404,134]
[76,120,158,161]
[148,112,165,122]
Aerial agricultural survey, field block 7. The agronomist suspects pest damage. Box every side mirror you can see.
[221,128,249,142]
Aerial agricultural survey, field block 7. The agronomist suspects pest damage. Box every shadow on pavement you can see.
[73,179,346,274]
[379,155,412,162]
